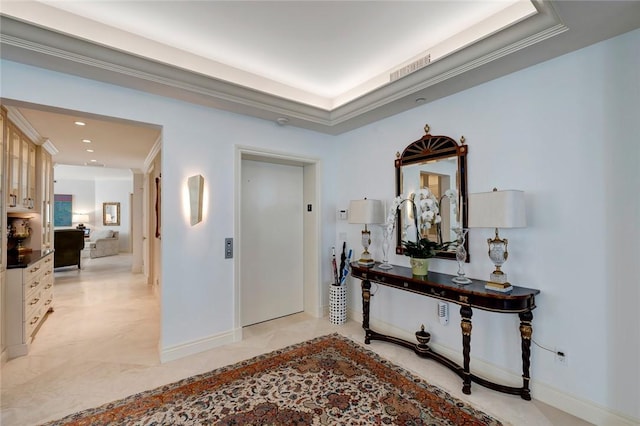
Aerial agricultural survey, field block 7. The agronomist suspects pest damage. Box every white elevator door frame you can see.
[240,159,304,326]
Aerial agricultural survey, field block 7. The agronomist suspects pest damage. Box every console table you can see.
[350,262,540,400]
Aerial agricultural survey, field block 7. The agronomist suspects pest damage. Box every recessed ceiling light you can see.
[74,121,86,126]
[415,97,426,104]
[276,117,289,126]
[86,149,94,153]
[90,159,97,162]
[82,139,91,143]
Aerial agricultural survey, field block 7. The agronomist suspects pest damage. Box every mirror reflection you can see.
[103,202,120,226]
[395,126,469,260]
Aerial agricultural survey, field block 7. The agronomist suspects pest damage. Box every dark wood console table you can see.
[350,262,540,400]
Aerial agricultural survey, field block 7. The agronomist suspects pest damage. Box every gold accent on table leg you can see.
[461,320,472,336]
[520,322,532,340]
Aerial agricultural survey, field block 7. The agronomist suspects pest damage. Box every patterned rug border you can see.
[43,333,504,425]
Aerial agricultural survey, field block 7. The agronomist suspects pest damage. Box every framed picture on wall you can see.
[54,194,72,226]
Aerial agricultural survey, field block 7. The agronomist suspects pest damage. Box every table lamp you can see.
[72,213,90,231]
[349,198,384,266]
[468,189,526,286]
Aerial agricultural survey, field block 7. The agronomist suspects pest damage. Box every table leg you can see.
[362,279,371,343]
[460,305,473,394]
[519,311,534,400]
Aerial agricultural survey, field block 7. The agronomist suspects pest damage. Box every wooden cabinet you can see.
[39,148,53,249]
[7,122,36,211]
[6,251,54,358]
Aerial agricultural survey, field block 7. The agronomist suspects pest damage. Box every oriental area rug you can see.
[43,334,503,425]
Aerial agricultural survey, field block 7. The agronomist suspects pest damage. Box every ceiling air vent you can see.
[84,162,106,167]
[390,54,431,82]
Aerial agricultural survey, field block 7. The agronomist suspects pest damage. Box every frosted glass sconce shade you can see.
[188,174,204,226]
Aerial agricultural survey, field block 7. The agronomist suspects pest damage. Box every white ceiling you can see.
[1,1,640,170]
[3,0,535,107]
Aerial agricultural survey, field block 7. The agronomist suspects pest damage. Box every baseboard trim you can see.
[160,329,239,363]
[347,308,638,426]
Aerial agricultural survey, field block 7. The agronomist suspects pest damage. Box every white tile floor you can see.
[1,254,591,426]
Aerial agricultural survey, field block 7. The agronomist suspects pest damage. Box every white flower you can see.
[388,188,443,241]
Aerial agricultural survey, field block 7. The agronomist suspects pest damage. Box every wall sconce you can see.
[188,174,204,226]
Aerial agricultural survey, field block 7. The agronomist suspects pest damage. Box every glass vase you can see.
[379,229,393,269]
[452,227,472,284]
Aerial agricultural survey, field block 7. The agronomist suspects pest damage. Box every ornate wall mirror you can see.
[395,125,469,260]
[103,202,121,226]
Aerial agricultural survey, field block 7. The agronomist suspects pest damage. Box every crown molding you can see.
[2,1,639,134]
[5,105,42,143]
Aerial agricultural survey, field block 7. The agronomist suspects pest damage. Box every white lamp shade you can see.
[348,199,384,224]
[468,190,526,228]
[72,213,90,223]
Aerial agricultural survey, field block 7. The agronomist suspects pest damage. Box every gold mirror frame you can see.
[395,125,469,260]
[103,202,121,226]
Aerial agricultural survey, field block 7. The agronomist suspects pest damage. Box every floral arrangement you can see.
[386,188,458,259]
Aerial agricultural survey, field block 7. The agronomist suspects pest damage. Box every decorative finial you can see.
[396,151,401,158]
[424,124,430,134]
[460,136,466,144]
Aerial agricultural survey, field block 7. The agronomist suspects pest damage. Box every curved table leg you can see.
[362,279,371,343]
[519,311,534,400]
[460,305,473,394]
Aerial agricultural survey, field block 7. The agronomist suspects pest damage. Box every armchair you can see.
[54,229,85,268]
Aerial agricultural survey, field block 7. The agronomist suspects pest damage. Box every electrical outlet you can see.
[438,301,449,325]
[555,349,567,366]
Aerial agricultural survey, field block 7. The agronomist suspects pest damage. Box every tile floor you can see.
[1,254,591,426]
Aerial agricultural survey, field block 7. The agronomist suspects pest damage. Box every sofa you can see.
[89,230,120,258]
[54,229,85,269]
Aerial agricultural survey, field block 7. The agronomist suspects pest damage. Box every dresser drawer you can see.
[26,302,47,339]
[24,260,45,282]
[25,288,43,318]
[25,269,46,300]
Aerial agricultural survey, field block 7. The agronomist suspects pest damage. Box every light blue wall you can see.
[0,60,339,352]
[333,28,639,422]
[1,27,638,423]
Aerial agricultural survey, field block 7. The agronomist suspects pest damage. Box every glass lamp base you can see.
[490,272,508,284]
[452,276,472,284]
[378,262,393,270]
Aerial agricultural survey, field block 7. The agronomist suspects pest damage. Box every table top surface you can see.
[7,249,54,269]
[351,262,540,299]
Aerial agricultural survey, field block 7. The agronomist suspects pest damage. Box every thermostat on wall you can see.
[338,209,348,220]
